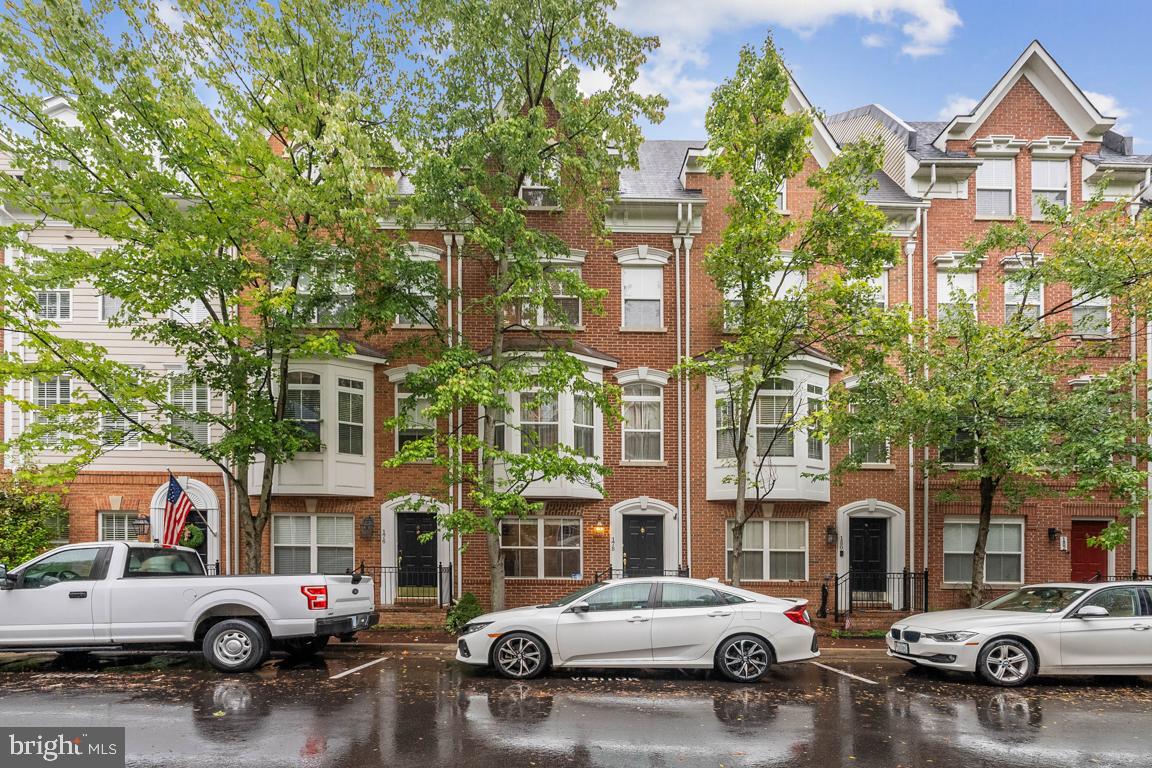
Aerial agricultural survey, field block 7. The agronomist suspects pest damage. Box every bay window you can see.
[519,392,559,451]
[715,398,737,460]
[622,383,663,462]
[501,517,582,579]
[944,519,1024,584]
[806,384,824,462]
[272,514,355,575]
[573,395,595,457]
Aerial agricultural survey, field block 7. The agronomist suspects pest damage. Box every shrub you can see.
[445,593,485,634]
[0,482,67,567]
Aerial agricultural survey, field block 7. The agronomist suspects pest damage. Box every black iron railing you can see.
[593,566,690,582]
[1091,570,1152,583]
[203,561,221,575]
[829,570,929,620]
[356,563,453,606]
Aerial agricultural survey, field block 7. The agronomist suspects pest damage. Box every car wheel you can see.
[492,633,549,680]
[202,618,270,673]
[716,634,774,683]
[977,639,1035,687]
[282,635,330,658]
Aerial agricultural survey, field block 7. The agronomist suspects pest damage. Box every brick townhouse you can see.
[6,41,1152,622]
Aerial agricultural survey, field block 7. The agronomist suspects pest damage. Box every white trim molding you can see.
[973,136,1028,157]
[1029,136,1083,158]
[933,251,987,270]
[614,367,670,387]
[615,245,671,266]
[609,497,680,574]
[149,477,220,566]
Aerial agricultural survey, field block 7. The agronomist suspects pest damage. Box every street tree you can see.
[0,0,400,571]
[375,0,664,610]
[674,36,902,587]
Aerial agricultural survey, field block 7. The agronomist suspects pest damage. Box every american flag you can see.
[160,473,194,548]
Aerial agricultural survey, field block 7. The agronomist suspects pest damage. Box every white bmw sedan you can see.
[455,577,818,682]
[889,582,1152,686]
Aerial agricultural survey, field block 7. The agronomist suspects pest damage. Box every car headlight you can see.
[924,631,977,643]
[459,621,492,636]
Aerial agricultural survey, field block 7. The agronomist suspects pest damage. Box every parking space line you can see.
[329,656,390,680]
[809,661,879,685]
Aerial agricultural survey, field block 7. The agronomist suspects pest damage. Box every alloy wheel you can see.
[984,642,1030,684]
[496,636,544,679]
[722,638,770,682]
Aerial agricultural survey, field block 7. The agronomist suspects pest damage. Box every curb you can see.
[326,643,892,658]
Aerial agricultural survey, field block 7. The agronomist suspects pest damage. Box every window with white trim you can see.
[519,391,559,451]
[101,412,140,450]
[621,265,663,329]
[937,271,977,319]
[806,384,825,462]
[35,288,71,321]
[516,265,581,327]
[715,397,736,460]
[394,290,436,328]
[99,294,123,323]
[976,158,1015,218]
[1031,159,1068,219]
[944,519,1023,583]
[272,514,355,575]
[940,427,977,465]
[500,517,582,579]
[775,179,786,212]
[285,371,322,449]
[573,395,595,457]
[337,377,365,455]
[314,292,355,326]
[622,383,662,462]
[170,299,211,324]
[1004,274,1042,325]
[33,376,71,445]
[170,378,210,444]
[396,383,434,450]
[756,378,794,459]
[100,512,136,541]
[1072,290,1110,337]
[726,519,807,581]
[867,270,889,309]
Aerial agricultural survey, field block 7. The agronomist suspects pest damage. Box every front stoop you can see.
[374,605,450,630]
[814,609,914,634]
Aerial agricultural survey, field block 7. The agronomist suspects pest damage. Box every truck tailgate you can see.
[325,575,375,617]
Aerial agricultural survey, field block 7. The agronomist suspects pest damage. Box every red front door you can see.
[1070,520,1109,582]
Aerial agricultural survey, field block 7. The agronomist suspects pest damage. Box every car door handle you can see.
[1131,624,1151,631]
[626,616,650,623]
[68,591,88,599]
[706,611,733,618]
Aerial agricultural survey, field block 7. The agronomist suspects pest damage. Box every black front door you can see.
[397,513,437,588]
[848,518,888,594]
[623,515,663,576]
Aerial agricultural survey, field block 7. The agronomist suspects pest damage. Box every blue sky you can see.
[609,0,1150,150]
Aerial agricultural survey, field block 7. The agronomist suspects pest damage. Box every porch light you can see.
[825,524,837,546]
[360,515,376,540]
[591,516,608,535]
[1048,527,1059,542]
[130,513,151,538]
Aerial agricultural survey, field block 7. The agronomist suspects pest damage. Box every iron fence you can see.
[356,564,453,606]
[829,570,929,620]
[1090,571,1152,582]
[593,566,690,582]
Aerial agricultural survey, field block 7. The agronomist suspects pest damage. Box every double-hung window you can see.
[500,517,582,579]
[572,395,595,457]
[99,294,123,323]
[867,270,889,309]
[396,383,434,450]
[33,376,71,445]
[100,512,136,542]
[976,158,1015,218]
[36,288,72,321]
[272,514,355,575]
[337,378,365,455]
[1031,159,1068,219]
[517,265,581,328]
[715,398,737,460]
[170,377,210,444]
[101,412,140,450]
[726,519,808,581]
[756,379,794,459]
[519,392,559,451]
[621,266,663,329]
[622,383,662,462]
[285,371,322,449]
[1072,290,1110,337]
[806,384,825,462]
[1004,274,1042,326]
[943,519,1023,584]
[937,271,977,320]
[940,428,978,465]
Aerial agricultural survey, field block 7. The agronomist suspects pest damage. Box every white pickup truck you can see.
[0,541,378,672]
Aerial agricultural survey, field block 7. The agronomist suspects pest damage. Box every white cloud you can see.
[935,93,978,120]
[605,0,962,125]
[1084,90,1142,147]
[156,0,186,30]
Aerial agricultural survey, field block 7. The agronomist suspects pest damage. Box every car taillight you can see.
[301,585,328,610]
[784,605,811,626]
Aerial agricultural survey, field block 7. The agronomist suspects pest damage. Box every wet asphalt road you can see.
[1,649,1151,768]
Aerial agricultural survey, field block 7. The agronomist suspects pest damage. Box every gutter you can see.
[921,164,937,575]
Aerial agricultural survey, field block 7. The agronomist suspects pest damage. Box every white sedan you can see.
[889,581,1152,686]
[455,577,818,682]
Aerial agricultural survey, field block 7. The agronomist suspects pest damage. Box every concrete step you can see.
[814,609,913,633]
[374,605,449,629]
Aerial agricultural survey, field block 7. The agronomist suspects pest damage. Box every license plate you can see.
[896,641,910,655]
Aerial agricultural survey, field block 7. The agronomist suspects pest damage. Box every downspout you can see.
[684,204,695,573]
[1131,304,1139,574]
[443,232,456,591]
[921,164,935,575]
[455,232,465,597]
[907,208,922,575]
[674,215,684,570]
[220,467,231,574]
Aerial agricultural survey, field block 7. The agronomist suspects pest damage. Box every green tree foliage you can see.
[0,481,66,566]
[823,195,1152,605]
[375,0,664,609]
[674,36,902,586]
[0,0,400,571]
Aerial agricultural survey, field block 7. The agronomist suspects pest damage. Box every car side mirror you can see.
[1076,604,1109,618]
[570,601,590,614]
[0,565,13,590]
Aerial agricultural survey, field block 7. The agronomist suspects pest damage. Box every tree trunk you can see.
[731,446,749,588]
[968,475,997,608]
[487,531,504,612]
[484,252,508,611]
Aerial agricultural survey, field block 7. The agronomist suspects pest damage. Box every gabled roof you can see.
[786,74,840,169]
[865,170,922,206]
[933,40,1115,150]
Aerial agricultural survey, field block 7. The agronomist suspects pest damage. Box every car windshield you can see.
[981,586,1087,613]
[538,583,604,608]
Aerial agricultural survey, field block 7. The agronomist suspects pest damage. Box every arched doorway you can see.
[380,495,451,605]
[834,499,907,610]
[149,478,221,571]
[609,497,680,576]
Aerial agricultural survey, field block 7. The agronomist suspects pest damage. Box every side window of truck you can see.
[18,547,106,589]
[124,549,206,577]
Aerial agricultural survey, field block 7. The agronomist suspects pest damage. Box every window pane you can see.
[339,423,363,455]
[586,583,651,611]
[503,549,538,578]
[985,553,1021,583]
[624,432,661,461]
[976,189,1012,217]
[757,426,792,458]
[944,553,971,583]
[317,546,354,574]
[1085,588,1140,617]
[727,550,764,581]
[543,548,581,579]
[317,516,354,546]
[769,520,805,550]
[624,400,661,430]
[769,551,805,580]
[624,300,662,329]
[273,516,312,546]
[659,584,723,608]
[274,547,311,575]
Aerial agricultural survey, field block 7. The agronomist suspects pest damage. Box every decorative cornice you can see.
[933,251,987,270]
[973,135,1028,157]
[1000,253,1044,271]
[615,245,671,266]
[1029,136,1083,158]
[614,367,670,386]
[385,364,423,383]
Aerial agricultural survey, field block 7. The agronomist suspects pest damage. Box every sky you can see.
[609,0,1150,150]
